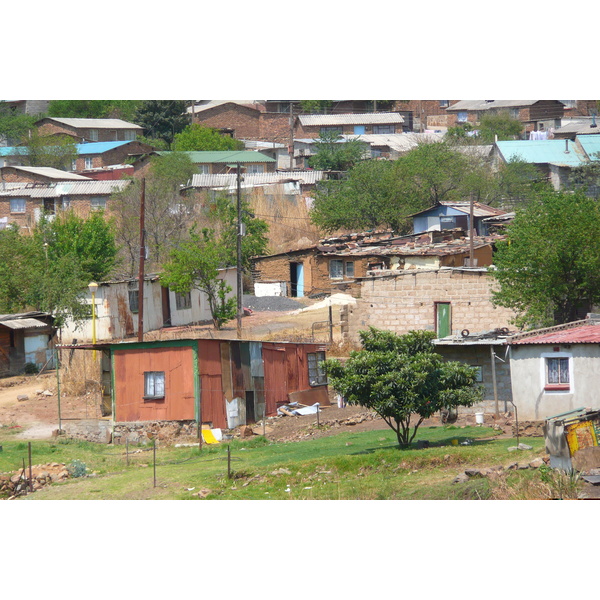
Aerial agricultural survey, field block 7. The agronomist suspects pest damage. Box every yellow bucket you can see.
[451,439,459,446]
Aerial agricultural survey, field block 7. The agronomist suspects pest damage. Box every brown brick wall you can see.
[0,195,114,232]
[342,269,517,343]
[37,121,140,142]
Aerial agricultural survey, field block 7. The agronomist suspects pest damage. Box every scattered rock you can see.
[452,473,470,484]
[529,458,544,468]
[518,443,533,450]
[271,468,291,476]
[197,489,212,498]
[42,390,53,397]
[239,426,254,438]
[517,463,530,470]
[507,462,519,470]
[464,468,484,478]
[17,395,28,402]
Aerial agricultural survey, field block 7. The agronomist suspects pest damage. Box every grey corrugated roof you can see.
[188,171,326,189]
[0,179,131,198]
[39,117,143,129]
[298,113,404,126]
[0,318,49,330]
[447,100,544,112]
[2,166,91,180]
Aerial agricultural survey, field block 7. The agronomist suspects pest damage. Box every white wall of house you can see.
[509,343,600,420]
[60,268,237,343]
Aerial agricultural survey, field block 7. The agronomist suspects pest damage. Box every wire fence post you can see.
[153,438,156,488]
[227,443,232,479]
[28,442,33,493]
[126,438,129,467]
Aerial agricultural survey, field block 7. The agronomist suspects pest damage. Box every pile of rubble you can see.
[0,462,70,498]
[452,455,547,483]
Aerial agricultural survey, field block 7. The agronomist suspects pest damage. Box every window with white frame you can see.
[123,130,136,141]
[307,351,327,386]
[84,156,93,169]
[88,129,99,141]
[61,196,71,210]
[10,198,26,213]
[246,164,265,174]
[544,355,571,391]
[144,371,165,400]
[329,259,344,279]
[90,196,107,211]
[175,291,192,310]
[457,111,468,123]
[71,159,78,171]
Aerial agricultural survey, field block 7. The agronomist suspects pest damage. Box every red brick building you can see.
[35,117,143,143]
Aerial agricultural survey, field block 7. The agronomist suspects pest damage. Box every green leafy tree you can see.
[35,211,119,282]
[48,100,142,121]
[160,227,236,329]
[310,141,492,233]
[172,124,245,151]
[308,130,368,171]
[0,105,38,145]
[568,152,600,198]
[133,100,189,147]
[478,111,523,143]
[491,189,600,328]
[0,216,117,326]
[300,100,333,114]
[16,130,78,171]
[323,328,481,447]
[205,193,270,275]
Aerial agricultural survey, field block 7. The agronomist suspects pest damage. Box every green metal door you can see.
[436,303,451,338]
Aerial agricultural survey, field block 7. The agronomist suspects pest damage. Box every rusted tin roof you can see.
[509,322,600,345]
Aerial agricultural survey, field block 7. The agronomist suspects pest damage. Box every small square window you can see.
[88,129,99,141]
[307,351,327,386]
[10,198,26,213]
[345,261,355,278]
[175,291,192,310]
[144,371,165,400]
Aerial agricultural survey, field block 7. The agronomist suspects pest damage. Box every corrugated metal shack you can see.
[64,338,329,430]
[0,312,57,375]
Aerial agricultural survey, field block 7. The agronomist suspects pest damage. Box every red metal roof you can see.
[510,324,600,345]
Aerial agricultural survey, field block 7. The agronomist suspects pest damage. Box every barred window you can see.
[546,357,570,389]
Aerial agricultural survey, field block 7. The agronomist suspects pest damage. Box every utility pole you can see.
[236,164,243,339]
[469,193,475,267]
[138,178,146,343]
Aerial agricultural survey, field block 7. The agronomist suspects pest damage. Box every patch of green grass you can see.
[3,425,548,500]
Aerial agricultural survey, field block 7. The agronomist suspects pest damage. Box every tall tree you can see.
[47,100,142,121]
[110,152,198,276]
[310,141,492,233]
[323,328,481,447]
[172,124,245,151]
[491,189,600,328]
[160,227,236,329]
[17,130,78,171]
[308,130,368,171]
[133,100,189,147]
[477,111,523,143]
[0,105,38,145]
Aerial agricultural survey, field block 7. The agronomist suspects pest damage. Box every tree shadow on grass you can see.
[349,436,500,455]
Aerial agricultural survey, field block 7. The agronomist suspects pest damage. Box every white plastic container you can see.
[475,412,485,425]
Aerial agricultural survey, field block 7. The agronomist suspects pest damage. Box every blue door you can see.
[296,263,304,297]
[354,125,366,135]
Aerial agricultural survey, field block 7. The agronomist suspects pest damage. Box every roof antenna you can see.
[565,139,570,153]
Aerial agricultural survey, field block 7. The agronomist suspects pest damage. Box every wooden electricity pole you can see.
[236,164,243,339]
[138,178,146,342]
[469,193,475,267]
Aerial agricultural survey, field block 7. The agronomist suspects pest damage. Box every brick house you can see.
[339,267,517,343]
[445,100,566,134]
[72,140,155,173]
[393,100,460,132]
[190,102,292,146]
[252,230,503,298]
[35,117,143,143]
[0,179,131,231]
